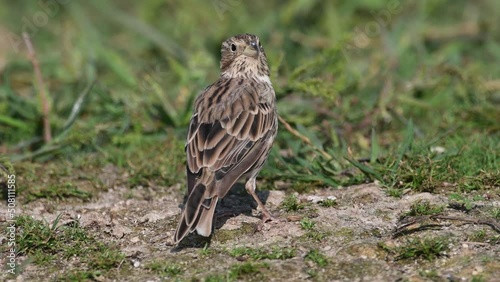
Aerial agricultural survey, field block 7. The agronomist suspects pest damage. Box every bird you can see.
[174,34,278,244]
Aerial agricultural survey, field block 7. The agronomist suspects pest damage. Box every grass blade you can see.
[370,127,380,164]
[345,157,383,181]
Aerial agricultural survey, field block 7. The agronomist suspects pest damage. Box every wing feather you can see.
[186,80,275,176]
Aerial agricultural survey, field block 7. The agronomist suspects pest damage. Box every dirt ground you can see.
[2,174,500,281]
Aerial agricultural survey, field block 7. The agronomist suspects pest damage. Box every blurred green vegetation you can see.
[0,0,499,198]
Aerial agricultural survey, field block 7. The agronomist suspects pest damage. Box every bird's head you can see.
[220,33,270,79]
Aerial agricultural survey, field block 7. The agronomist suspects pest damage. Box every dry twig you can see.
[23,32,52,143]
[393,214,500,238]
[278,115,332,159]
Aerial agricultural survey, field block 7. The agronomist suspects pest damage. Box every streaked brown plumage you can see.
[174,34,277,244]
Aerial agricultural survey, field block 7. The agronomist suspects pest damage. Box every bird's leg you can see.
[245,177,274,222]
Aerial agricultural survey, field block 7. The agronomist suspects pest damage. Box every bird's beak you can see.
[243,41,259,58]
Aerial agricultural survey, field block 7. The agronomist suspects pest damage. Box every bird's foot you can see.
[254,211,285,233]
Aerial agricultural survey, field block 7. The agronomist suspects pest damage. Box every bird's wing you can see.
[186,80,276,194]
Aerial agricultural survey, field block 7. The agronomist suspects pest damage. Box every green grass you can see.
[472,275,486,282]
[350,132,500,194]
[418,269,440,280]
[305,230,330,242]
[199,243,213,256]
[305,249,328,267]
[395,237,450,261]
[448,193,484,212]
[467,230,487,242]
[404,200,445,217]
[280,194,305,212]
[145,260,183,278]
[299,217,316,230]
[490,208,500,219]
[467,230,500,245]
[9,215,125,278]
[205,262,270,282]
[228,262,270,280]
[319,198,337,208]
[25,182,92,202]
[229,246,296,260]
[298,220,331,243]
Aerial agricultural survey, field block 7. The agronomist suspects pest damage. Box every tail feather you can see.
[195,197,218,237]
[174,181,217,244]
[185,183,206,226]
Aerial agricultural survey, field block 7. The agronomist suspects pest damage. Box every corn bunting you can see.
[174,34,277,244]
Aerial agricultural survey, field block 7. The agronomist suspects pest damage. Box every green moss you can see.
[214,222,256,244]
[334,227,355,239]
[26,182,92,202]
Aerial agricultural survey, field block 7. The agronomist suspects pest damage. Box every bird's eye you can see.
[230,44,237,52]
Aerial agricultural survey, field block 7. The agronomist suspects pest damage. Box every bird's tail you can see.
[174,181,218,244]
